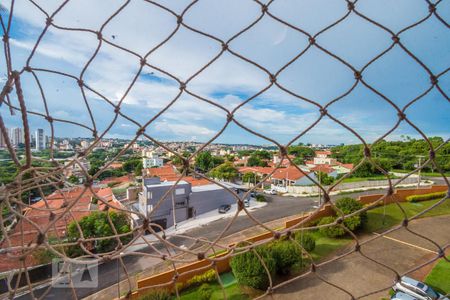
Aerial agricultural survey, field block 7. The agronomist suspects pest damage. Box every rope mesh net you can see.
[0,0,449,299]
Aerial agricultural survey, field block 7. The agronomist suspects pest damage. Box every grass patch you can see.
[341,176,399,183]
[392,169,450,177]
[177,282,252,300]
[309,231,352,262]
[425,256,450,294]
[364,198,450,233]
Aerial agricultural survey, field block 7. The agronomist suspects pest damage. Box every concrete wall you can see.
[286,176,419,194]
[189,187,235,215]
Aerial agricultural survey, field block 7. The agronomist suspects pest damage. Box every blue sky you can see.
[0,0,449,146]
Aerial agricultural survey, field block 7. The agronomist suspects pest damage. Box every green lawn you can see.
[425,256,450,294]
[392,169,450,177]
[177,281,253,300]
[310,232,353,262]
[341,175,398,183]
[364,198,450,233]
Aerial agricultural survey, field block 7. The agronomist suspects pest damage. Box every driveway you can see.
[265,215,450,300]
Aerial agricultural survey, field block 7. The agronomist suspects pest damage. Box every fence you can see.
[0,1,449,300]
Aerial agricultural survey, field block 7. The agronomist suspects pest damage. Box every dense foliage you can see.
[67,211,132,257]
[270,240,303,275]
[294,232,316,252]
[331,137,450,173]
[318,216,346,238]
[209,162,238,181]
[230,245,276,290]
[405,191,447,203]
[195,151,224,173]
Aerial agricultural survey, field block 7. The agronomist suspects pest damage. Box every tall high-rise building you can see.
[35,128,45,151]
[0,128,8,148]
[9,127,24,146]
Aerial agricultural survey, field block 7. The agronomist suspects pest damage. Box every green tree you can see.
[335,197,367,230]
[318,216,346,238]
[317,171,334,185]
[195,151,213,172]
[247,155,268,167]
[288,146,315,162]
[242,172,260,183]
[270,240,303,275]
[209,162,238,181]
[294,232,316,252]
[66,211,132,257]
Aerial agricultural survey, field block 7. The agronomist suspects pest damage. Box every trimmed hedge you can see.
[198,283,213,300]
[139,289,171,300]
[405,191,447,203]
[185,269,216,288]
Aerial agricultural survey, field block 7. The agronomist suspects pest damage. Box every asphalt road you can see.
[12,188,420,300]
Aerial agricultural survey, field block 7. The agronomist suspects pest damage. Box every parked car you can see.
[391,291,419,300]
[243,198,250,207]
[250,191,257,198]
[393,276,448,300]
[218,204,231,214]
[263,189,277,195]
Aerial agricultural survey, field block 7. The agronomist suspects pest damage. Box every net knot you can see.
[179,82,186,90]
[77,79,84,87]
[354,243,360,252]
[273,231,281,239]
[354,71,361,80]
[261,4,268,13]
[45,115,54,123]
[387,187,394,196]
[114,106,120,113]
[92,130,98,138]
[84,177,93,187]
[397,111,406,120]
[429,150,435,160]
[438,249,445,258]
[279,146,288,157]
[308,37,316,45]
[177,15,183,24]
[347,2,355,11]
[428,3,436,13]
[430,75,438,85]
[402,219,408,227]
[319,108,327,116]
[136,127,145,136]
[24,66,32,72]
[286,230,292,238]
[323,193,330,203]
[238,199,244,211]
[96,32,102,40]
[140,58,147,66]
[226,113,233,122]
[221,43,228,51]
[269,74,276,83]
[391,35,400,44]
[46,17,53,26]
[161,254,166,260]
[363,146,371,157]
[142,218,149,230]
[36,233,45,245]
[336,217,343,224]
[310,264,316,272]
[197,252,205,260]
[2,34,9,42]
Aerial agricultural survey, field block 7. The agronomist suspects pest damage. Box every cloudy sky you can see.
[0,0,449,146]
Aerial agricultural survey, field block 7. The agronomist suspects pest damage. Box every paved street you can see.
[11,188,438,300]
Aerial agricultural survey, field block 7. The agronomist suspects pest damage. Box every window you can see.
[175,188,185,195]
[175,201,185,208]
[147,191,152,199]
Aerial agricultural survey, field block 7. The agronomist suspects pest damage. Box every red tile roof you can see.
[311,164,335,174]
[183,176,212,186]
[271,166,310,181]
[315,150,332,156]
[0,187,122,272]
[100,175,133,185]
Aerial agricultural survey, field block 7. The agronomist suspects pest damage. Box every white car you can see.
[263,189,277,195]
[393,276,448,300]
[391,291,420,300]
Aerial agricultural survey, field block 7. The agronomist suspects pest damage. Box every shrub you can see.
[230,246,276,290]
[255,194,266,202]
[270,240,303,275]
[198,283,213,300]
[318,216,346,238]
[186,269,216,288]
[139,289,171,300]
[406,191,447,203]
[335,197,367,230]
[294,232,316,252]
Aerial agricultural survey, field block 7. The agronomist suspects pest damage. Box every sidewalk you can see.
[125,198,267,253]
